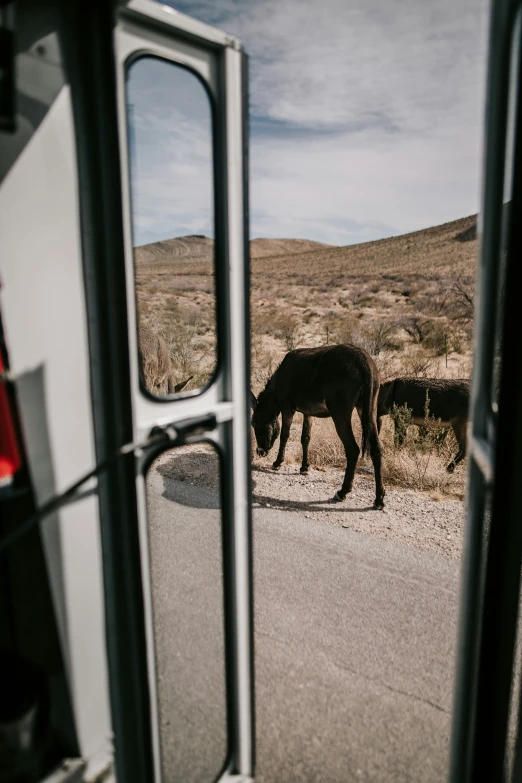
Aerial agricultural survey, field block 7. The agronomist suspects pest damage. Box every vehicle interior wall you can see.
[0,1,113,778]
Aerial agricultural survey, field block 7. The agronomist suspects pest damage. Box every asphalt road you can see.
[146,465,461,783]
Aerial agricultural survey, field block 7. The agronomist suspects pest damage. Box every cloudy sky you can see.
[129,0,490,246]
[127,57,215,245]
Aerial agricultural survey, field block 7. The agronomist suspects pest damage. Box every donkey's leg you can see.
[368,423,385,509]
[357,398,386,509]
[329,403,359,501]
[434,426,450,447]
[447,418,467,472]
[272,409,294,470]
[300,415,313,474]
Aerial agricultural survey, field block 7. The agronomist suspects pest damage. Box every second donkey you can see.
[377,377,471,472]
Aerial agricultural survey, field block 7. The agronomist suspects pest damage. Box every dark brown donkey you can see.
[377,377,470,472]
[251,344,385,509]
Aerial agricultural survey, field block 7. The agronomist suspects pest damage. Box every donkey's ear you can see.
[173,376,193,393]
[250,390,258,410]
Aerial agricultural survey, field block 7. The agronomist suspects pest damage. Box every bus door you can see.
[449,0,522,779]
[73,2,254,781]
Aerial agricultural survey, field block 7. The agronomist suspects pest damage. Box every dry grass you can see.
[379,418,464,497]
[253,409,465,499]
[134,215,477,494]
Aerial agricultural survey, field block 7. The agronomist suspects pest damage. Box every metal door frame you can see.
[65,1,254,781]
[450,0,522,779]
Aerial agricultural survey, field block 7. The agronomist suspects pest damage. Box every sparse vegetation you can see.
[271,312,300,351]
[135,214,477,495]
[382,393,459,494]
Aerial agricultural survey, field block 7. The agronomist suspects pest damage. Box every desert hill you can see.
[252,214,478,284]
[134,234,333,265]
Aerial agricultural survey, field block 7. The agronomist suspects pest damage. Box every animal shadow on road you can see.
[251,467,376,514]
[153,450,376,514]
[154,449,221,510]
[160,477,220,510]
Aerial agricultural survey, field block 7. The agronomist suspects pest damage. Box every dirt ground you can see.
[140,213,475,552]
[153,445,466,560]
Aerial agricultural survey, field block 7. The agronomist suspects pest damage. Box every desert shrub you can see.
[166,313,215,389]
[381,392,460,493]
[138,323,172,395]
[137,313,213,393]
[251,334,279,388]
[448,326,471,354]
[401,316,430,344]
[252,307,300,350]
[415,392,448,453]
[374,350,398,381]
[390,402,413,447]
[351,287,371,306]
[164,297,181,316]
[399,353,436,378]
[324,313,359,345]
[168,315,202,376]
[272,312,300,350]
[252,306,279,335]
[357,296,376,308]
[322,318,401,357]
[448,276,475,321]
[412,285,448,317]
[358,320,399,355]
[424,321,449,356]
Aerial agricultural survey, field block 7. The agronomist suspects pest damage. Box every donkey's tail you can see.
[360,374,378,459]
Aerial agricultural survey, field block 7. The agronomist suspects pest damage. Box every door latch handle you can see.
[149,412,217,447]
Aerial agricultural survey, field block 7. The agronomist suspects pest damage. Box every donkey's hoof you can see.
[272,461,281,471]
[373,499,385,510]
[330,492,345,503]
[300,466,309,475]
[446,464,455,474]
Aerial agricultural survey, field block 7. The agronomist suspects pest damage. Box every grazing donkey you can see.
[138,324,192,395]
[377,377,471,472]
[251,344,385,509]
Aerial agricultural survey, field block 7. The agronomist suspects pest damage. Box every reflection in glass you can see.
[146,444,226,781]
[500,17,521,779]
[492,13,520,413]
[127,57,216,397]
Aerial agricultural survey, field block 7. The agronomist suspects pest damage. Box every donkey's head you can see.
[167,375,193,394]
[250,389,280,457]
[377,379,395,417]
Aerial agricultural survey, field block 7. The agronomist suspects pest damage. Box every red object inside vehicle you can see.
[0,353,22,486]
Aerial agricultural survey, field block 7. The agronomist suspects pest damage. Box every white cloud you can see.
[250,117,483,243]
[174,0,488,132]
[127,57,214,245]
[155,0,490,244]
